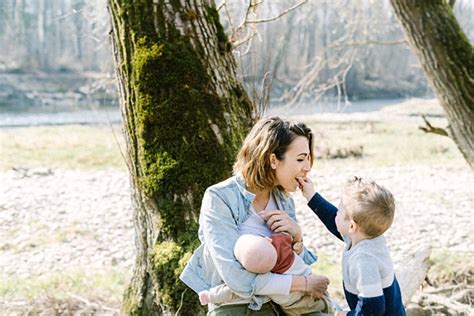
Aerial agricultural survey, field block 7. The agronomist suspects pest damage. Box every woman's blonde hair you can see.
[233,116,314,192]
[342,176,395,238]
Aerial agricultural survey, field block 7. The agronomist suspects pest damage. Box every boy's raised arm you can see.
[297,176,343,241]
[307,193,343,241]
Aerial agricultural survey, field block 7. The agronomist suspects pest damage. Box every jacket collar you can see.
[234,172,256,203]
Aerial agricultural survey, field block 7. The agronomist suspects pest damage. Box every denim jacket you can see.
[179,174,317,310]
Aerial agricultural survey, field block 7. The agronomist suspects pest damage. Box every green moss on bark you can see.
[122,286,152,316]
[151,239,201,312]
[204,6,232,53]
[130,35,243,215]
[127,33,246,312]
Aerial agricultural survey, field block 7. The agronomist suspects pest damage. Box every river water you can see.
[0,98,407,128]
[0,106,122,127]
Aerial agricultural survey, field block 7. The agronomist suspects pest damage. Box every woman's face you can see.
[273,136,312,192]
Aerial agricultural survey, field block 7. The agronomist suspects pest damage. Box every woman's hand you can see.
[296,176,315,201]
[259,210,302,241]
[306,274,330,299]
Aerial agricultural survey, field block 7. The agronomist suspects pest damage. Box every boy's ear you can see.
[349,219,358,233]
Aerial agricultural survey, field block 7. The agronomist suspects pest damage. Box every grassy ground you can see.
[311,254,344,302]
[428,248,474,286]
[1,268,128,303]
[0,124,127,170]
[1,268,128,313]
[307,119,465,169]
[0,119,466,171]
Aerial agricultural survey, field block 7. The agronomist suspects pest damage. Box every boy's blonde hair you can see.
[233,116,314,192]
[342,176,395,238]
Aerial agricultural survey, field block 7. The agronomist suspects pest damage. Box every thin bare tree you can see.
[391,0,474,168]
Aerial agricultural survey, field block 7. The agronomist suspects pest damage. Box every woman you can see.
[180,117,330,315]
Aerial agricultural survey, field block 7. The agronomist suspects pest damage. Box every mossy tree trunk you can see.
[390,0,474,168]
[107,1,255,314]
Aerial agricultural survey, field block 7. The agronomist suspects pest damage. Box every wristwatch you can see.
[292,239,304,253]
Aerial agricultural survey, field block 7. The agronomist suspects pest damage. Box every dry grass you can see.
[0,112,467,171]
[1,269,128,315]
[0,124,127,170]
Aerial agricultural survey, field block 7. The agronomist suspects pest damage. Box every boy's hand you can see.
[296,176,315,201]
[198,290,210,305]
[336,312,348,316]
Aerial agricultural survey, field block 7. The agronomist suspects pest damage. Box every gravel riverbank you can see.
[1,164,473,312]
[2,165,473,274]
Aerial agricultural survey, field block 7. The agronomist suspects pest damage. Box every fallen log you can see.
[394,245,432,305]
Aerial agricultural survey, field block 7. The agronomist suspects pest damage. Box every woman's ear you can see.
[269,153,279,170]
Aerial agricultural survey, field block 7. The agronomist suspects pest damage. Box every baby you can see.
[198,233,333,315]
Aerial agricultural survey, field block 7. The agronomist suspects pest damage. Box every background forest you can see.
[1,0,473,106]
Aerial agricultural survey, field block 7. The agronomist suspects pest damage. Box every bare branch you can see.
[217,1,225,11]
[246,0,307,24]
[257,70,273,116]
[233,31,258,55]
[328,38,407,49]
[419,115,449,137]
[279,48,357,107]
[231,0,307,49]
[236,0,261,31]
[175,288,188,316]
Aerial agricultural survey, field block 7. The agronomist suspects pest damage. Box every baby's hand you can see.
[296,176,315,201]
[198,290,210,305]
[336,312,348,316]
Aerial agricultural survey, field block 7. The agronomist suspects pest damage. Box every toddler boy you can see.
[298,176,406,315]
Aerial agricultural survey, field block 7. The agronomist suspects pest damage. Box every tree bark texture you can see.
[107,1,255,314]
[391,0,474,168]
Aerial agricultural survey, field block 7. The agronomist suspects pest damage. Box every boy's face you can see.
[336,199,351,236]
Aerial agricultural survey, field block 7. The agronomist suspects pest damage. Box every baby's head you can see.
[233,234,277,273]
[341,176,395,238]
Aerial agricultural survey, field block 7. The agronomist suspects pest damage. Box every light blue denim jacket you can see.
[180,174,317,310]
